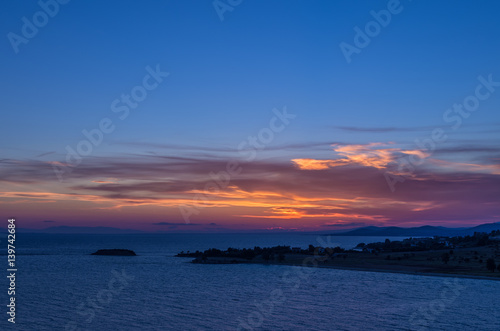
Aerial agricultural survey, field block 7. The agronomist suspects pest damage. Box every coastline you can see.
[178,234,500,281]
[187,257,500,281]
[278,261,500,281]
[181,246,500,281]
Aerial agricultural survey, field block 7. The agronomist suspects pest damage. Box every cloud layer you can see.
[1,137,499,230]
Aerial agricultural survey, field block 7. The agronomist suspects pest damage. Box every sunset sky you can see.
[1,1,500,231]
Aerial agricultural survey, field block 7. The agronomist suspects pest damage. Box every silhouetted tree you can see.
[262,251,271,262]
[278,253,285,262]
[441,252,450,264]
[486,258,496,272]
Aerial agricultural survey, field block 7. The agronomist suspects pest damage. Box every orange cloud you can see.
[293,143,430,171]
[291,158,346,170]
[239,206,390,221]
[3,142,500,230]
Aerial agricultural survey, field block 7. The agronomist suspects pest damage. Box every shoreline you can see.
[281,261,500,281]
[178,235,500,281]
[186,258,500,281]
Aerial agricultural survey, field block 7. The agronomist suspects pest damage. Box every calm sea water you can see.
[1,233,499,330]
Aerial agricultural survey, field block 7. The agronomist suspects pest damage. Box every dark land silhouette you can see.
[91,249,137,256]
[178,230,500,279]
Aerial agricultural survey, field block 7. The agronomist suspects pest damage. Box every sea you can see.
[1,233,498,331]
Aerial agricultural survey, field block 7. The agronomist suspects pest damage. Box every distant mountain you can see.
[5,222,500,236]
[331,222,500,237]
[16,226,143,234]
[466,222,500,234]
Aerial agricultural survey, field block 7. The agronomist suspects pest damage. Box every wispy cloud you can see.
[36,151,56,158]
[152,222,200,226]
[1,138,499,229]
[335,123,500,134]
[336,126,421,133]
[292,143,427,170]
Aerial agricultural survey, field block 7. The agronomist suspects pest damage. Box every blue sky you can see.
[1,1,500,230]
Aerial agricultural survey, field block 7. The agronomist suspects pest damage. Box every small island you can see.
[91,249,136,256]
[177,230,500,280]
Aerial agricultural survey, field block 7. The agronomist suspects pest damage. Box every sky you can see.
[1,0,500,232]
